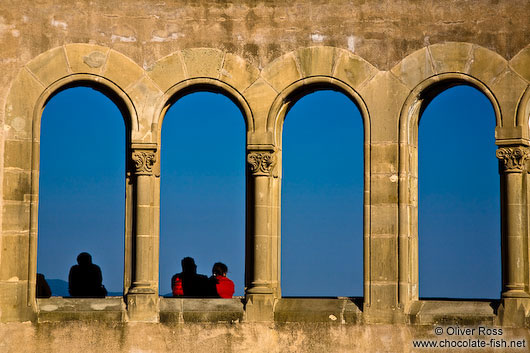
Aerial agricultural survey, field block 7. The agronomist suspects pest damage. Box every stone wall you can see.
[1,0,529,351]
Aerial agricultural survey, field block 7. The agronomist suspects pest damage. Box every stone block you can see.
[274,298,361,323]
[146,52,187,92]
[3,169,31,202]
[181,48,224,78]
[468,46,507,86]
[220,53,260,93]
[370,143,398,173]
[2,203,30,234]
[333,50,378,90]
[491,69,528,128]
[126,75,163,141]
[181,298,244,323]
[391,47,434,90]
[371,174,399,205]
[369,282,397,310]
[295,46,338,77]
[244,294,274,322]
[4,69,44,140]
[370,237,397,282]
[4,140,32,170]
[429,42,473,74]
[0,234,29,280]
[261,52,302,93]
[126,293,159,322]
[0,281,33,322]
[243,78,278,131]
[417,300,496,326]
[26,46,70,87]
[37,297,125,322]
[65,43,110,75]
[103,50,144,91]
[359,71,409,143]
[510,46,530,83]
[370,205,398,235]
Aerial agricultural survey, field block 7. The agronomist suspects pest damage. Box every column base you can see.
[126,292,159,322]
[498,297,530,327]
[244,293,275,322]
[502,288,530,299]
[246,285,273,295]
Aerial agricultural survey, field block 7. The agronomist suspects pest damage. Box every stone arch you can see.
[262,46,376,144]
[153,77,255,138]
[396,68,503,308]
[3,44,141,311]
[511,45,530,133]
[148,48,258,136]
[263,72,372,302]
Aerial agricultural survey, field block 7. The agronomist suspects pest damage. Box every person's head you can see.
[181,257,197,273]
[212,262,228,277]
[77,252,92,266]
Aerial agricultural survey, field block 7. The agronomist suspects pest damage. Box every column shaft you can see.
[497,146,530,298]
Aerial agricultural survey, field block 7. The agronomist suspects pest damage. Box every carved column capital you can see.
[496,146,529,173]
[247,151,277,177]
[132,149,157,176]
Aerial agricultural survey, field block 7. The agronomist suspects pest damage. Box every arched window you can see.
[419,85,500,299]
[37,87,125,296]
[159,92,245,296]
[282,90,364,297]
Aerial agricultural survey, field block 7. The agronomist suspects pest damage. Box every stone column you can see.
[245,149,277,321]
[497,146,530,298]
[127,144,159,322]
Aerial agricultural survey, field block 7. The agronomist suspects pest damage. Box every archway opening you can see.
[419,85,500,299]
[159,91,245,297]
[37,86,126,297]
[281,90,364,297]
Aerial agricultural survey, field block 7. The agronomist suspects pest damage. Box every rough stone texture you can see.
[1,320,530,353]
[0,0,530,351]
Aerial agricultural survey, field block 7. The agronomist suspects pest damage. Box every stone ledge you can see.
[32,297,517,327]
[160,297,244,323]
[410,299,499,325]
[274,297,363,323]
[37,297,125,322]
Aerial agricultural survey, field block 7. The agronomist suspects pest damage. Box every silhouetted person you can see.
[36,273,52,298]
[209,262,234,298]
[171,257,210,297]
[68,252,107,297]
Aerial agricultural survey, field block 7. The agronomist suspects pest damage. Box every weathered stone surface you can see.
[468,46,508,86]
[295,46,338,77]
[65,44,110,75]
[4,69,44,140]
[102,50,144,91]
[391,47,435,90]
[261,53,302,93]
[26,47,70,87]
[181,48,224,79]
[491,70,528,131]
[333,50,378,90]
[147,52,187,92]
[429,42,473,74]
[510,46,530,83]
[219,53,260,93]
[0,2,530,349]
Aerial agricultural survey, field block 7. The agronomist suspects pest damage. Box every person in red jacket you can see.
[210,262,234,298]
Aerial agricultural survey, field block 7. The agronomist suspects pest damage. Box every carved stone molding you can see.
[247,151,277,176]
[496,146,529,173]
[132,150,157,175]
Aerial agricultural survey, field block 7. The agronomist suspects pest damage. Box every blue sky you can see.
[37,85,499,299]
